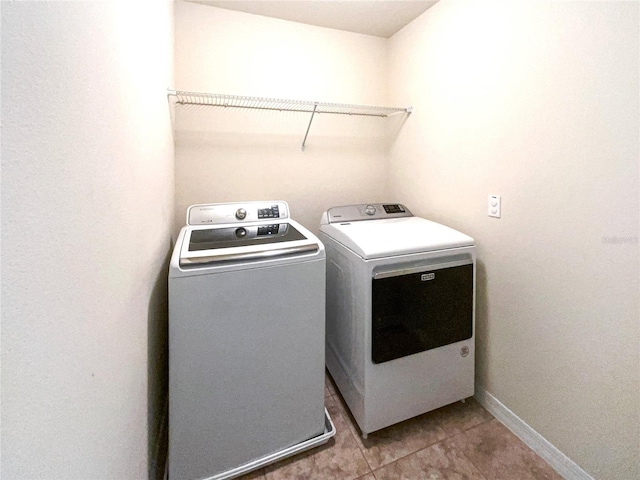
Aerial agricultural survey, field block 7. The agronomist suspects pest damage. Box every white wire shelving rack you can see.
[168,89,412,151]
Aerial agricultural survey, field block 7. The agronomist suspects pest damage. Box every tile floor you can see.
[238,372,563,480]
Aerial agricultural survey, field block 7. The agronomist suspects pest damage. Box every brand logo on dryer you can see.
[421,273,435,281]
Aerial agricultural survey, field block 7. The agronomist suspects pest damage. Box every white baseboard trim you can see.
[474,385,594,480]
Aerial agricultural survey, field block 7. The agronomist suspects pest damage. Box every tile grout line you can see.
[365,428,485,479]
[329,389,446,474]
[336,390,375,478]
[325,376,562,480]
[446,427,492,480]
[328,391,499,479]
[475,387,592,480]
[328,391,379,475]
[364,428,448,474]
[327,391,377,479]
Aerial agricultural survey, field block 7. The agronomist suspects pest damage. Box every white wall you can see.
[1,2,174,479]
[388,1,639,479]
[174,1,397,233]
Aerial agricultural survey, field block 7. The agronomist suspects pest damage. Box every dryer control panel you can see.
[323,203,413,224]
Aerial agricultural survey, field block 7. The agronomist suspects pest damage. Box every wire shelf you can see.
[167,89,412,150]
[169,90,411,117]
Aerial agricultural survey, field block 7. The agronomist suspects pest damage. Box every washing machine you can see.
[319,203,475,436]
[169,201,334,480]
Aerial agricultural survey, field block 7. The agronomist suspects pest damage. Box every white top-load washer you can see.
[169,201,334,480]
[319,203,475,436]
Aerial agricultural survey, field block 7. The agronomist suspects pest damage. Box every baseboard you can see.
[474,385,594,480]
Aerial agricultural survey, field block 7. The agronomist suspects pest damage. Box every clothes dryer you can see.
[319,203,475,436]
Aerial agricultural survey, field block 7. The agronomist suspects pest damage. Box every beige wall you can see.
[175,1,639,477]
[173,1,398,233]
[1,2,174,478]
[6,1,628,478]
[388,1,639,479]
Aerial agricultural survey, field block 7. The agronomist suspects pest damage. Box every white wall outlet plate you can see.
[488,195,501,218]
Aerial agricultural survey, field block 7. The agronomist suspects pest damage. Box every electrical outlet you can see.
[488,195,501,218]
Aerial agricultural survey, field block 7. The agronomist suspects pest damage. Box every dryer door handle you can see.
[373,257,472,280]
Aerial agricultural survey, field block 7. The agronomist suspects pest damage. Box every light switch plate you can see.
[488,195,501,218]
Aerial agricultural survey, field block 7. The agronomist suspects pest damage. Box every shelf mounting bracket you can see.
[301,103,318,152]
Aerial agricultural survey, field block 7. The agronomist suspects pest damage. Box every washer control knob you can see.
[235,208,247,220]
[235,227,247,238]
[365,205,376,216]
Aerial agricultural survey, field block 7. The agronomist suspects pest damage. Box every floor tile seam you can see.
[328,395,456,473]
[327,397,493,442]
[353,473,376,480]
[446,428,493,480]
[441,419,489,468]
[456,416,496,436]
[328,391,360,437]
[466,416,494,431]
[357,447,376,473]
[347,424,377,473]
[446,435,492,480]
[365,436,446,479]
[368,450,414,477]
[365,428,453,474]
[327,392,486,475]
[368,435,490,480]
[439,415,495,438]
[439,425,458,442]
[334,410,377,474]
[327,394,376,477]
[466,424,561,480]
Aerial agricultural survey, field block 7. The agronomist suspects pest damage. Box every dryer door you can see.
[371,260,473,364]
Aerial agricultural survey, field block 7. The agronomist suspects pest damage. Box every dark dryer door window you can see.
[372,263,473,364]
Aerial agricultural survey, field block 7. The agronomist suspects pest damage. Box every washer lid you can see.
[320,216,474,259]
[179,220,319,266]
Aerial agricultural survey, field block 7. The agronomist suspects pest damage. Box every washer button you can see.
[365,205,376,216]
[235,208,247,220]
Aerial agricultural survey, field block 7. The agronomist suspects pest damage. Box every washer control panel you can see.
[187,201,289,225]
[325,203,413,223]
[258,205,280,219]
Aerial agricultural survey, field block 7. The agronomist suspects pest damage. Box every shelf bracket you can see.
[301,103,318,152]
